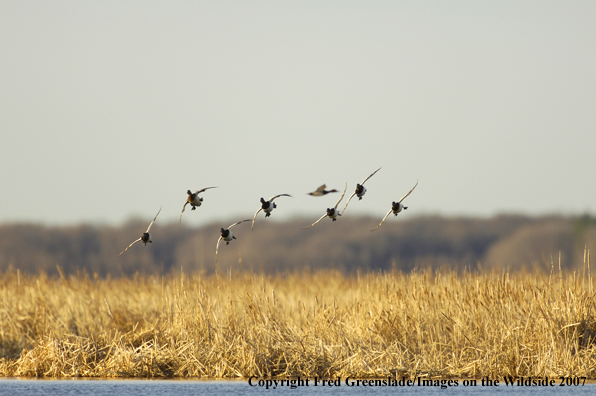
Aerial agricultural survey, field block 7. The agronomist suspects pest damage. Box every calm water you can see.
[0,378,594,395]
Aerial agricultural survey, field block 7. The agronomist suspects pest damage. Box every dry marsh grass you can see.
[0,266,595,379]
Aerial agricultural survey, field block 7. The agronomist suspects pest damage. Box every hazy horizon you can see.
[2,1,595,227]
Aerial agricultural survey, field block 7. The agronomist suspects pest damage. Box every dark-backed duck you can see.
[216,219,250,262]
[342,167,381,214]
[303,183,347,229]
[251,194,292,231]
[180,187,217,222]
[371,180,418,231]
[118,207,162,256]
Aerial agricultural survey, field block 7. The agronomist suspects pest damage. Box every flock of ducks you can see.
[118,167,418,261]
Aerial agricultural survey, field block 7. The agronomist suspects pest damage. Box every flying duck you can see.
[371,180,418,231]
[308,184,339,196]
[303,183,347,229]
[342,167,381,214]
[216,219,250,262]
[118,207,162,256]
[251,194,292,231]
[180,187,217,223]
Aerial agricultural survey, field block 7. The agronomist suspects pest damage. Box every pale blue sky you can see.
[1,1,595,226]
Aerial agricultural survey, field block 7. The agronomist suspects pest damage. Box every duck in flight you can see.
[118,207,162,256]
[180,187,217,223]
[303,183,347,229]
[371,180,418,231]
[308,184,338,196]
[216,219,250,262]
[342,167,381,214]
[251,194,292,231]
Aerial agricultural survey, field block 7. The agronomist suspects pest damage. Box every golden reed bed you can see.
[0,266,594,379]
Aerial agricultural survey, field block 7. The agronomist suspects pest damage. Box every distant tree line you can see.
[0,214,595,277]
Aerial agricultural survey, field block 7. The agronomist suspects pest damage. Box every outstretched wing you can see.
[179,201,189,223]
[228,219,251,230]
[361,167,381,185]
[146,207,162,233]
[333,183,348,210]
[195,186,217,194]
[371,210,392,232]
[303,213,327,229]
[215,236,223,263]
[398,180,419,203]
[118,238,142,256]
[341,192,357,215]
[251,208,263,231]
[269,193,292,202]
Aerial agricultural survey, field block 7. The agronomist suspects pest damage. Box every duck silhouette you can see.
[216,219,250,262]
[342,167,381,214]
[371,180,418,231]
[307,184,338,196]
[303,183,347,229]
[251,194,292,231]
[180,187,217,223]
[119,207,162,256]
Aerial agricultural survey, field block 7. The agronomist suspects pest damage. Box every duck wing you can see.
[269,193,292,202]
[118,238,142,256]
[333,183,348,210]
[303,213,327,229]
[215,236,223,263]
[361,167,381,185]
[251,208,263,231]
[398,180,419,203]
[145,207,162,233]
[195,186,217,194]
[228,219,251,230]
[342,192,357,215]
[371,209,392,232]
[179,201,189,223]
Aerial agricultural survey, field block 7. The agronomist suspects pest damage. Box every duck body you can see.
[355,184,367,200]
[141,232,152,245]
[303,183,347,229]
[118,207,162,256]
[342,167,381,214]
[187,190,204,210]
[220,227,235,245]
[391,201,407,215]
[371,180,418,232]
[308,185,338,196]
[326,207,340,221]
[180,187,217,222]
[261,198,276,217]
[251,194,292,230]
[216,219,250,262]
